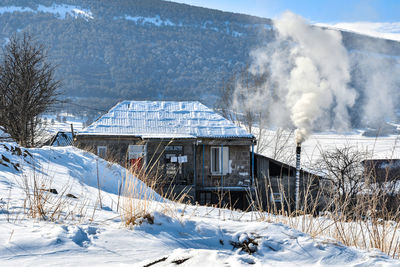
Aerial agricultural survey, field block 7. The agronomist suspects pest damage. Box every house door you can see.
[128,145,146,173]
[129,158,143,171]
[164,145,185,183]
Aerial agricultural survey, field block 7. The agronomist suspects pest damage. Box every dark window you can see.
[211,147,220,173]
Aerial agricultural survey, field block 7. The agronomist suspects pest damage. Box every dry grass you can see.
[249,148,400,259]
[120,171,157,227]
[81,138,400,258]
[20,172,85,222]
[118,141,192,227]
[5,160,91,223]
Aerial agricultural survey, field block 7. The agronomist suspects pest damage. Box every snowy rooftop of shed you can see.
[79,101,254,139]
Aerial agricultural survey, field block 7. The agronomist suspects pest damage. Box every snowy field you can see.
[0,143,399,266]
[302,132,400,162]
[41,113,85,134]
[258,129,400,166]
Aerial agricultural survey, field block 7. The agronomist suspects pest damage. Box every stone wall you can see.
[74,136,141,167]
[195,144,252,187]
[75,136,197,185]
[75,136,254,205]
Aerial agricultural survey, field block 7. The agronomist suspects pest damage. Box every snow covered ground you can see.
[302,132,400,162]
[41,113,85,134]
[258,129,400,167]
[0,143,399,266]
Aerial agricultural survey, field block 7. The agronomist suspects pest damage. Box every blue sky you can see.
[169,0,400,22]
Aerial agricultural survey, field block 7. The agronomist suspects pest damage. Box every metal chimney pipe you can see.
[295,144,301,211]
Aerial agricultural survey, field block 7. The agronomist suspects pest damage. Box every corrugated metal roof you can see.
[79,101,254,139]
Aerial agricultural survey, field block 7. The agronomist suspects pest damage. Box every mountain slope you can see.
[0,0,271,111]
[0,0,398,120]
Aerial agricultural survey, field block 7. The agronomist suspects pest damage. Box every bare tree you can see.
[215,65,271,154]
[0,33,60,147]
[263,128,295,163]
[215,74,238,124]
[315,146,368,212]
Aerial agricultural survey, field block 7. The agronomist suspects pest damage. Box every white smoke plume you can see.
[238,11,358,144]
[350,51,400,127]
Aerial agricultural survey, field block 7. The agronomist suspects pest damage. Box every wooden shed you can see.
[253,153,320,212]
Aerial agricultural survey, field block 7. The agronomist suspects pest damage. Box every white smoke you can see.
[350,51,400,126]
[238,11,358,144]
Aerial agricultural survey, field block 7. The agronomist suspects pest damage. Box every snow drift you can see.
[0,143,398,265]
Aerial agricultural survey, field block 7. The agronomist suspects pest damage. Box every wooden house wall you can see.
[254,154,319,212]
[145,140,195,185]
[75,136,197,199]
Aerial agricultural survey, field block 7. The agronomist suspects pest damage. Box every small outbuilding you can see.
[253,153,320,213]
[362,159,400,182]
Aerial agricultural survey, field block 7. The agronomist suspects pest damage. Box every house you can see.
[253,153,320,212]
[74,100,256,209]
[347,159,400,215]
[362,159,400,183]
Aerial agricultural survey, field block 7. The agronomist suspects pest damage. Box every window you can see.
[97,146,107,158]
[128,145,147,171]
[210,146,229,175]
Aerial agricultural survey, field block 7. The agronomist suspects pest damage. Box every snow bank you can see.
[0,207,397,266]
[0,144,398,265]
[0,129,11,140]
[0,143,161,202]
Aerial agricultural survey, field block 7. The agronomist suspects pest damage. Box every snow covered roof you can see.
[79,101,254,139]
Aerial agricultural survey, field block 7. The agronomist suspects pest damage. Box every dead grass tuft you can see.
[230,234,259,254]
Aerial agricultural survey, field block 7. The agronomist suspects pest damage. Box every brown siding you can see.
[75,136,196,180]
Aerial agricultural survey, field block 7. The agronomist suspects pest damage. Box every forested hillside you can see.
[0,0,399,119]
